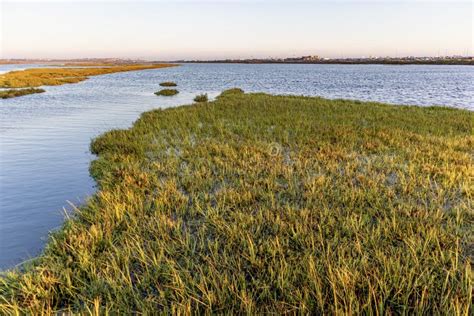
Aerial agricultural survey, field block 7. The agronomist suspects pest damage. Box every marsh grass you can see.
[0,88,45,99]
[193,93,208,102]
[0,64,178,88]
[155,89,179,96]
[159,81,178,87]
[0,91,472,314]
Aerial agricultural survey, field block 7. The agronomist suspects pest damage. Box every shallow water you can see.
[0,63,472,268]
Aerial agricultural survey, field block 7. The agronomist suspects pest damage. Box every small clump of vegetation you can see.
[159,81,177,87]
[0,64,178,89]
[0,90,472,314]
[218,87,244,97]
[193,93,208,102]
[0,88,46,99]
[154,89,179,96]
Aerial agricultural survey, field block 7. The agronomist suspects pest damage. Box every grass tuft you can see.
[0,88,45,99]
[193,93,208,102]
[159,82,177,87]
[154,89,179,96]
[0,90,472,314]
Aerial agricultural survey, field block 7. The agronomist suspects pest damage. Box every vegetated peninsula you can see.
[1,90,471,314]
[0,64,178,89]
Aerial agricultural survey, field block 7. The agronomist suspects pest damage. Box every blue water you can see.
[0,63,473,268]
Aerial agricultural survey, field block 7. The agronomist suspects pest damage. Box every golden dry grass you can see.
[0,64,178,88]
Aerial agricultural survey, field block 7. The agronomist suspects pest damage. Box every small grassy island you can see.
[155,89,179,96]
[159,81,178,87]
[0,90,472,314]
[0,88,45,99]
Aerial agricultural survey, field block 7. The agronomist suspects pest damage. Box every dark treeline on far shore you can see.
[174,55,474,65]
[1,56,473,66]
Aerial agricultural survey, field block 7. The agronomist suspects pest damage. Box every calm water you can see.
[0,63,472,268]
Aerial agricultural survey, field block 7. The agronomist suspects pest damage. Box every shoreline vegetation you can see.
[0,88,45,99]
[0,64,178,96]
[174,56,474,65]
[178,59,474,65]
[0,90,472,313]
[193,93,208,102]
[2,56,472,66]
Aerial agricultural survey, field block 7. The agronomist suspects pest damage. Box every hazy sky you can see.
[1,0,472,60]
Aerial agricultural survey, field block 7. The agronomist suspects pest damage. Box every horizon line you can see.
[1,54,473,61]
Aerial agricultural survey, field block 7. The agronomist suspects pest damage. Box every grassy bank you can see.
[0,90,472,314]
[0,88,45,99]
[0,64,178,88]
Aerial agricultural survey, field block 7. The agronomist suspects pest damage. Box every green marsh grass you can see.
[0,88,45,99]
[193,93,208,102]
[155,89,179,96]
[0,90,472,314]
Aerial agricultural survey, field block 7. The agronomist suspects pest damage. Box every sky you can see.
[1,0,472,60]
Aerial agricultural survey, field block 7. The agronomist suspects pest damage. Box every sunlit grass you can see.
[0,64,178,89]
[0,90,472,314]
[0,88,45,99]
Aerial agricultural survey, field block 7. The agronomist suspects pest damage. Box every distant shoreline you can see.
[1,57,473,66]
[174,59,474,66]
